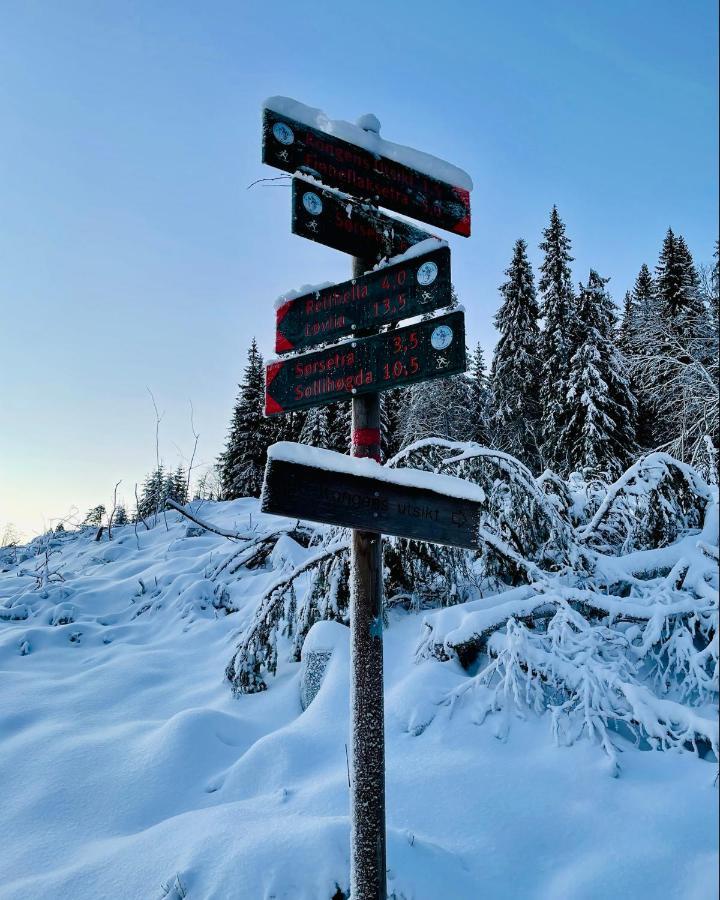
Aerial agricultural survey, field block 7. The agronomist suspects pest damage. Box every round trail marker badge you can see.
[303,192,323,216]
[416,260,438,286]
[431,324,454,350]
[272,122,295,145]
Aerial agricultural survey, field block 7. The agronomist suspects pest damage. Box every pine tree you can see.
[299,406,330,448]
[324,401,351,454]
[537,207,576,473]
[563,270,637,477]
[711,240,720,328]
[275,409,306,445]
[83,504,106,527]
[618,290,634,351]
[163,471,176,504]
[113,505,128,527]
[488,239,541,467]
[166,465,188,505]
[299,402,351,454]
[219,339,270,499]
[619,263,658,448]
[655,229,704,322]
[382,388,406,461]
[467,343,490,445]
[400,374,473,447]
[620,264,656,349]
[137,466,165,520]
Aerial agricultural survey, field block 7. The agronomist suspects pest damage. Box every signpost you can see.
[258,101,472,900]
[275,244,452,354]
[265,310,466,416]
[262,447,484,549]
[291,177,434,262]
[262,103,472,236]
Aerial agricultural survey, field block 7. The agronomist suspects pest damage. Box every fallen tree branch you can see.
[165,498,257,541]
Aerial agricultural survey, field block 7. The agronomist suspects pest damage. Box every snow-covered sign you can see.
[275,243,452,353]
[291,177,433,261]
[262,442,484,549]
[262,98,472,236]
[265,309,466,415]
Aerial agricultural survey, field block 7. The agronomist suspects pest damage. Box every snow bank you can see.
[0,500,717,899]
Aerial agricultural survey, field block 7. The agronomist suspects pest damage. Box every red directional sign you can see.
[262,105,471,236]
[291,178,433,262]
[265,310,466,416]
[262,446,483,549]
[275,244,452,354]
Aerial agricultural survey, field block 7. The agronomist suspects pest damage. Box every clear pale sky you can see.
[1,1,717,539]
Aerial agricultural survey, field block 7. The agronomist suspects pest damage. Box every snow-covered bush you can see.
[225,436,717,765]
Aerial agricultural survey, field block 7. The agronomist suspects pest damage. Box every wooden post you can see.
[349,253,387,900]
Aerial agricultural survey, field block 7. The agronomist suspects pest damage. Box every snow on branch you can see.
[225,438,717,769]
[577,452,711,553]
[165,498,259,541]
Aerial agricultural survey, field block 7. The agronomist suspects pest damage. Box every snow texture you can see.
[264,96,473,191]
[0,491,717,899]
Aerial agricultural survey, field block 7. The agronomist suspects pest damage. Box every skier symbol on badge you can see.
[302,192,323,216]
[430,324,453,350]
[272,122,294,145]
[416,260,438,286]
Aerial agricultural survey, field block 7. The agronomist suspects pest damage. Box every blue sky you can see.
[1,0,717,537]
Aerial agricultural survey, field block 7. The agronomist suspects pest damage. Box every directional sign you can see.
[265,310,466,416]
[292,178,433,262]
[261,448,483,549]
[262,106,471,236]
[275,244,452,354]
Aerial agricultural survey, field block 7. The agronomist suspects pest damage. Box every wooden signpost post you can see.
[259,99,472,900]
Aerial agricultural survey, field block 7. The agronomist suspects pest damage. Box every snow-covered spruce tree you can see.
[400,374,474,447]
[136,466,165,521]
[113,504,128,527]
[488,239,541,470]
[619,263,659,449]
[467,343,490,446]
[562,270,637,478]
[709,239,720,328]
[619,263,656,350]
[299,406,329,449]
[162,465,188,506]
[83,504,106,527]
[625,233,718,471]
[275,409,306,445]
[619,290,634,350]
[299,402,350,454]
[324,401,351,454]
[537,207,577,473]
[381,388,407,461]
[219,338,271,499]
[655,229,705,323]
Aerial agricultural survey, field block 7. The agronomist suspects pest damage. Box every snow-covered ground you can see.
[1,500,717,899]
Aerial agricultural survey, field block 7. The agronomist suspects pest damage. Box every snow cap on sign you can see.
[267,442,486,504]
[264,96,473,192]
